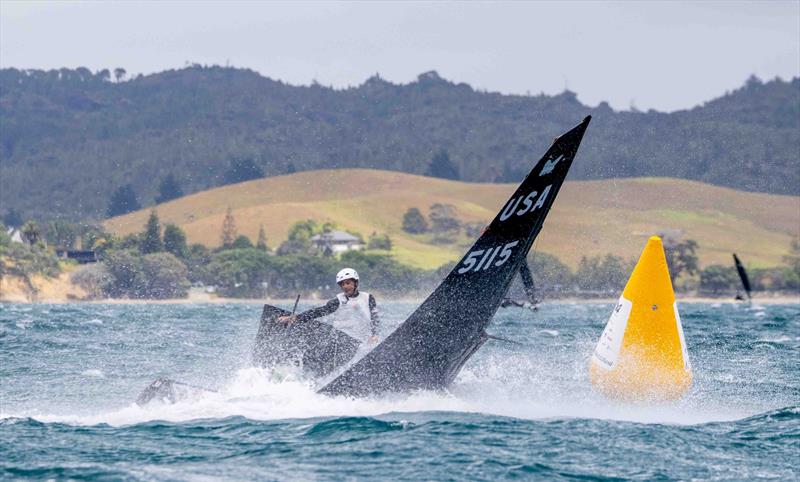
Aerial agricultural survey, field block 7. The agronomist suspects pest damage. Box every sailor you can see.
[277,268,380,344]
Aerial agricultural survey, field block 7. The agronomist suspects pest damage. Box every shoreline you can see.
[2,271,797,306]
[2,294,798,305]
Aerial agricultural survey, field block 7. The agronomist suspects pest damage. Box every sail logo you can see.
[458,241,519,274]
[539,155,564,176]
[499,185,552,221]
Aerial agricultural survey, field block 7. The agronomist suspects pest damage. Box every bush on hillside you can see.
[367,233,392,251]
[402,208,429,234]
[699,265,739,294]
[206,248,272,297]
[70,263,113,299]
[0,226,61,279]
[576,254,634,292]
[101,249,189,299]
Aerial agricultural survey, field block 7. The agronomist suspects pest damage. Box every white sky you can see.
[1,0,798,112]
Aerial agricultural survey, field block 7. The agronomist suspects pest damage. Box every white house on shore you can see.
[5,227,24,244]
[310,230,365,254]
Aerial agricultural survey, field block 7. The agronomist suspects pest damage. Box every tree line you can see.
[3,208,798,300]
[1,66,797,221]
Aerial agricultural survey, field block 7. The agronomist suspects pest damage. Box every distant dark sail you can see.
[319,116,592,397]
[732,253,752,301]
[518,262,538,304]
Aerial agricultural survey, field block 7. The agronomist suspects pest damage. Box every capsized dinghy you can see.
[319,116,592,397]
[137,116,592,403]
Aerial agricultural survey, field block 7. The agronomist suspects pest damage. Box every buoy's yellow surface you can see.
[589,236,692,401]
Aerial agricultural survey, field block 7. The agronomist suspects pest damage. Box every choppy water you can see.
[1,301,798,480]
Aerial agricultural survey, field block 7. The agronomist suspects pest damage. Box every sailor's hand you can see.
[368,335,379,345]
[277,315,298,324]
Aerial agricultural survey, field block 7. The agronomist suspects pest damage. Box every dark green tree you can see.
[113,67,126,82]
[784,236,800,277]
[117,233,141,251]
[140,252,190,299]
[256,225,268,251]
[576,254,632,292]
[277,219,318,255]
[21,221,41,245]
[107,184,140,218]
[663,238,699,282]
[367,232,392,250]
[528,252,574,292]
[155,173,184,204]
[43,220,78,248]
[163,223,188,258]
[429,203,461,233]
[102,249,143,297]
[220,207,237,248]
[140,210,163,254]
[427,149,459,180]
[207,248,272,297]
[232,235,253,249]
[402,207,429,234]
[699,264,739,294]
[185,243,212,283]
[222,157,264,185]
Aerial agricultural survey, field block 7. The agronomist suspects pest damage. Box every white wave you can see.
[9,359,755,429]
[756,335,792,343]
[81,369,105,378]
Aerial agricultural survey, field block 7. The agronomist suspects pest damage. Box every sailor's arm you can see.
[368,294,380,342]
[278,298,339,324]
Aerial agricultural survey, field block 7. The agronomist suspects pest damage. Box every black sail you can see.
[319,116,592,397]
[733,253,752,300]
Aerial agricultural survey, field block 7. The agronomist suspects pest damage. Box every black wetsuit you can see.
[296,291,380,339]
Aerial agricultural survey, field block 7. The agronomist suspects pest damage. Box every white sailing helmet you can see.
[336,268,359,284]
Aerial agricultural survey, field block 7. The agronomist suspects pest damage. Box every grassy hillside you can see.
[105,169,799,270]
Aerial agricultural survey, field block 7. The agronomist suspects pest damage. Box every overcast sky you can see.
[1,1,798,112]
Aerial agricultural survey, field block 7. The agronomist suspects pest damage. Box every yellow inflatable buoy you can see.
[589,236,692,401]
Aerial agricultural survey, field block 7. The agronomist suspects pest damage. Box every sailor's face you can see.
[339,279,357,296]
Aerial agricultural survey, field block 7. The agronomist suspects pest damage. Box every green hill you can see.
[1,67,798,220]
[104,169,799,270]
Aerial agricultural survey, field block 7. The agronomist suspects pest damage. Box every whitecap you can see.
[757,335,791,343]
[81,369,105,378]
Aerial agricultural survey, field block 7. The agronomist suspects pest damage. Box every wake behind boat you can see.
[136,116,591,403]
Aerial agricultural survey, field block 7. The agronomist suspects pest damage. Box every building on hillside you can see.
[55,249,98,264]
[310,230,364,255]
[5,227,24,244]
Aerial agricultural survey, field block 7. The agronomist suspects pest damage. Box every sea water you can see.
[1,301,798,480]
